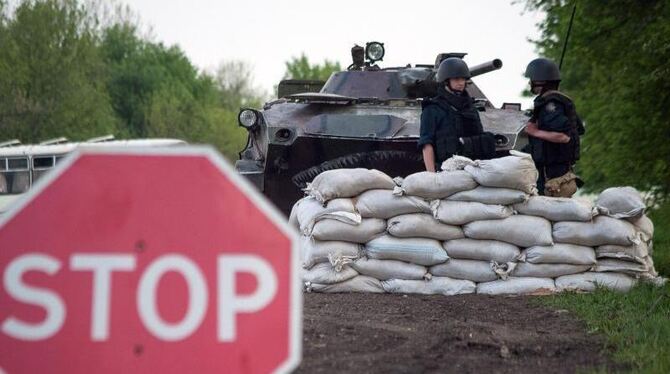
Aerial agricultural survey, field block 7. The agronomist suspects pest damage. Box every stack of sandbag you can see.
[294,153,664,296]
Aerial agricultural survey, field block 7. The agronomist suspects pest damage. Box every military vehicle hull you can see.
[235,48,529,216]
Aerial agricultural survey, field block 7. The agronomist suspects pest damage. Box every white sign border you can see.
[0,145,303,374]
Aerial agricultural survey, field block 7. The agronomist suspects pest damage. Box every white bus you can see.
[0,136,186,213]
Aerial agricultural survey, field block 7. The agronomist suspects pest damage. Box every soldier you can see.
[419,57,495,172]
[524,57,584,197]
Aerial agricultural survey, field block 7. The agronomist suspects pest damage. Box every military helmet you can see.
[436,57,471,82]
[525,58,561,81]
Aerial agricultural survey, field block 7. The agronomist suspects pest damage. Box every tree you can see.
[524,0,670,200]
[0,0,118,142]
[213,60,266,111]
[283,53,341,81]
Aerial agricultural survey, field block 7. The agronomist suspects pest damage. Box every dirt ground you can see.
[295,293,624,374]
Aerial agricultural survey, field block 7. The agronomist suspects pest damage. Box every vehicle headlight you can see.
[365,42,385,62]
[238,109,259,130]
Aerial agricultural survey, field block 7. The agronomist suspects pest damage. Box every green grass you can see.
[541,203,670,373]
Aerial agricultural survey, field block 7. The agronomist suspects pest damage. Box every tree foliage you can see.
[0,0,259,160]
[524,0,670,199]
[283,53,341,81]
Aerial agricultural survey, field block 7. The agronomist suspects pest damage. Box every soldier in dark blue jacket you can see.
[419,58,495,172]
[524,57,585,196]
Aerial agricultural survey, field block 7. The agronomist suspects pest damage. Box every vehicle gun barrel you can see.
[469,59,503,78]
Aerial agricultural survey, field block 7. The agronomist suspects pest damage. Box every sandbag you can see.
[552,216,639,247]
[476,277,556,295]
[302,262,359,284]
[595,186,645,219]
[387,213,464,241]
[464,150,538,194]
[301,237,361,269]
[627,214,654,241]
[365,235,448,266]
[519,244,596,265]
[443,239,520,263]
[392,170,477,199]
[306,275,385,293]
[312,218,386,243]
[513,196,596,222]
[594,258,649,275]
[382,277,476,296]
[355,189,431,219]
[555,272,637,293]
[511,262,592,278]
[440,155,477,172]
[305,168,395,203]
[431,200,513,226]
[429,259,512,282]
[447,186,528,205]
[596,242,649,264]
[294,197,360,235]
[463,215,553,247]
[351,258,428,281]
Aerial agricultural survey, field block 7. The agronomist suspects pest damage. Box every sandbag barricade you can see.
[295,153,664,296]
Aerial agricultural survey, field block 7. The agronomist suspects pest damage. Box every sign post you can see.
[0,146,301,374]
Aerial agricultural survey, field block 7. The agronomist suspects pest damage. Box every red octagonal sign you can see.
[0,147,301,374]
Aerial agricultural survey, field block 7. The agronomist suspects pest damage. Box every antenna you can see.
[559,3,578,70]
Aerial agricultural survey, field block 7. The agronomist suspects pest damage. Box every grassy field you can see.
[541,204,670,373]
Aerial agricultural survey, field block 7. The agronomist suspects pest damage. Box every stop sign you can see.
[0,146,301,374]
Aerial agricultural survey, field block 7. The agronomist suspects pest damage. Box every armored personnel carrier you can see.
[235,42,529,215]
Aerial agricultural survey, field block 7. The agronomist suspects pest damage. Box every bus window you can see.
[32,155,56,183]
[1,157,30,194]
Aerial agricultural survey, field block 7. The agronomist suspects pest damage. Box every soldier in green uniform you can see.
[524,57,585,197]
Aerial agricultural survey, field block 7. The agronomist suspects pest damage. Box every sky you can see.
[119,0,545,108]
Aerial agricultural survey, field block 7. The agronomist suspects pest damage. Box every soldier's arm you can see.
[422,145,436,172]
[525,122,570,143]
[539,100,572,132]
[418,106,438,171]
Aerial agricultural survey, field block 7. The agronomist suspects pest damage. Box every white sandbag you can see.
[306,275,385,293]
[596,242,649,264]
[301,237,361,269]
[351,258,428,281]
[431,200,513,226]
[392,170,477,199]
[463,215,553,247]
[594,258,649,275]
[519,244,596,265]
[305,168,395,203]
[365,235,448,266]
[464,150,538,194]
[595,186,646,219]
[448,186,528,205]
[627,214,654,241]
[513,196,596,222]
[555,272,637,292]
[429,259,512,282]
[295,196,360,235]
[381,277,476,296]
[387,213,464,241]
[440,155,477,172]
[302,262,359,284]
[311,218,386,243]
[443,239,520,263]
[511,262,592,278]
[552,216,639,247]
[477,277,556,295]
[355,189,431,219]
[288,198,301,230]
